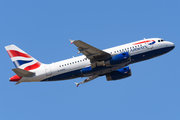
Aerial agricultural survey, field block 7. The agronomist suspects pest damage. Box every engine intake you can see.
[106,66,132,81]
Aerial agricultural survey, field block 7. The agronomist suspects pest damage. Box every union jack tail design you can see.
[5,45,41,71]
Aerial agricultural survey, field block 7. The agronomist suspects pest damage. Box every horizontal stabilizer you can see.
[12,68,35,77]
[15,80,23,85]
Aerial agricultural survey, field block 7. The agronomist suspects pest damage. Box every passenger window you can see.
[114,51,116,53]
[62,65,64,67]
[158,40,160,42]
[161,40,164,42]
[72,62,74,64]
[59,65,61,67]
[65,64,66,66]
[80,60,82,62]
[67,63,69,65]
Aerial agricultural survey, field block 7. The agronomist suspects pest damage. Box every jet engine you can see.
[91,52,131,69]
[106,66,132,81]
[105,52,131,66]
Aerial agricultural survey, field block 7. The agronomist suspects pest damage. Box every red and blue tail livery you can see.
[5,38,175,86]
[5,45,41,71]
[5,45,42,83]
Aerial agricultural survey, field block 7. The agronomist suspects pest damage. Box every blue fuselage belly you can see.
[42,69,82,81]
[41,46,174,82]
[130,46,174,63]
[42,66,111,81]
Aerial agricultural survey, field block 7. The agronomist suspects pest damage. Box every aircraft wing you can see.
[75,75,99,87]
[70,40,111,63]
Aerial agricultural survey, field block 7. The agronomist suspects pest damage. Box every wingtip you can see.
[74,82,79,87]
[69,39,75,44]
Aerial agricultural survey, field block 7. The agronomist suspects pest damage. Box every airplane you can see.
[5,38,175,87]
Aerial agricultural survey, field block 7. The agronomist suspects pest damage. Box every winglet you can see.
[74,82,80,87]
[69,39,75,44]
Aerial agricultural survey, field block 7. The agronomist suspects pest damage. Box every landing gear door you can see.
[44,65,52,76]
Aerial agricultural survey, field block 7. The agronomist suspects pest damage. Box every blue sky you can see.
[1,0,180,120]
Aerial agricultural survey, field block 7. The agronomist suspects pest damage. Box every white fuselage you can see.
[21,38,175,82]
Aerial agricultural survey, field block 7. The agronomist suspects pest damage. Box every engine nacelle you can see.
[106,66,132,81]
[105,52,131,67]
[81,66,93,75]
[91,52,131,69]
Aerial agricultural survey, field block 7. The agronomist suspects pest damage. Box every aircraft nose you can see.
[167,42,175,51]
[170,42,175,49]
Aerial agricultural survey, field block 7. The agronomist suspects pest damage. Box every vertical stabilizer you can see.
[5,45,41,71]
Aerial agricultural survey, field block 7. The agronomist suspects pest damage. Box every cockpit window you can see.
[158,39,165,42]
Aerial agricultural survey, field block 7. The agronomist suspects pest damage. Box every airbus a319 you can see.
[5,38,175,87]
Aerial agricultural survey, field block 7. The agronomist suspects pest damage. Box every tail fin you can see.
[5,44,41,71]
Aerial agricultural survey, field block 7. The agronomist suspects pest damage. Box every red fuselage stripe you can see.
[133,40,155,45]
